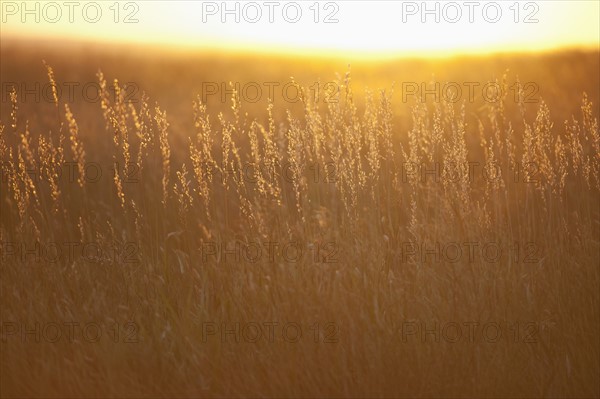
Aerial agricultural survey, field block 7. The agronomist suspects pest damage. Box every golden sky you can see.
[2,0,599,56]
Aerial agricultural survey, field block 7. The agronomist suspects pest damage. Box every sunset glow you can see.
[2,0,599,56]
[2,0,600,397]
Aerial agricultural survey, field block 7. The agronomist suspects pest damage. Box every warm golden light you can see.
[2,1,599,398]
[2,0,599,56]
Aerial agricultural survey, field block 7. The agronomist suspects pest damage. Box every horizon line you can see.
[3,32,599,62]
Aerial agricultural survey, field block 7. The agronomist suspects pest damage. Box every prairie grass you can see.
[0,49,599,398]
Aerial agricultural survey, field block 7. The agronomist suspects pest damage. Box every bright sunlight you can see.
[2,0,599,56]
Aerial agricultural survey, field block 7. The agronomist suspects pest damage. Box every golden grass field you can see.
[0,40,599,397]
